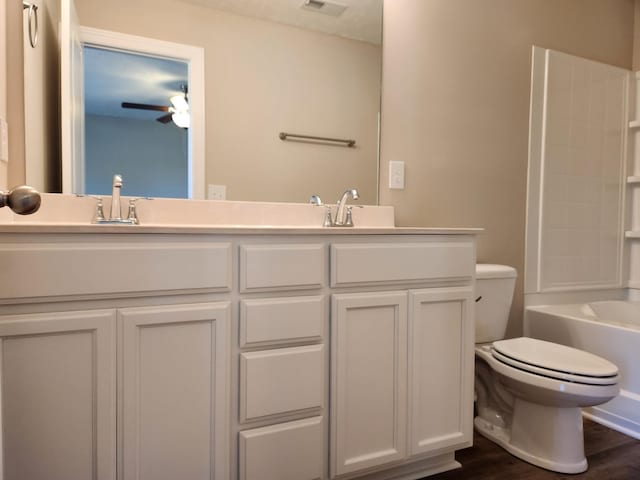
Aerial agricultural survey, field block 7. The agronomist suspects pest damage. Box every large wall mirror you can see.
[22,0,383,204]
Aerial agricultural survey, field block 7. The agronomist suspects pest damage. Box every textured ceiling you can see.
[178,0,383,45]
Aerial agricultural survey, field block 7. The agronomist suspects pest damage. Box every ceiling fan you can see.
[121,85,190,128]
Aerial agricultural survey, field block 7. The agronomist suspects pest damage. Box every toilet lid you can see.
[491,349,618,385]
[492,338,618,380]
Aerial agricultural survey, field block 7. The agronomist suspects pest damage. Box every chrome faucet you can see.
[309,194,323,206]
[88,174,139,224]
[334,188,359,226]
[109,174,123,221]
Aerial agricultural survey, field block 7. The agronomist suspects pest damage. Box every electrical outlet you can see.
[0,118,8,164]
[389,161,405,189]
[208,184,226,200]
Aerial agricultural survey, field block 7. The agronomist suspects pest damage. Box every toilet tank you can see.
[475,264,517,343]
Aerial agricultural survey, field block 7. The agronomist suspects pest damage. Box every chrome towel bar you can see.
[279,132,356,148]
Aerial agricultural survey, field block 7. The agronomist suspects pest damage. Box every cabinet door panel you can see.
[0,310,116,480]
[409,287,474,456]
[331,292,407,476]
[120,303,229,480]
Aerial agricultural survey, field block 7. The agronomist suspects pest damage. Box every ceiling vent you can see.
[301,0,348,17]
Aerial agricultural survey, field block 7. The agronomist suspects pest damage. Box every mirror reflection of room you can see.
[84,47,189,198]
[22,0,383,203]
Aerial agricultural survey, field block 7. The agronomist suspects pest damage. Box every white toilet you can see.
[474,264,620,474]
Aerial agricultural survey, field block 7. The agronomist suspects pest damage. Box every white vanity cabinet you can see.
[330,240,475,479]
[0,302,230,480]
[0,228,477,480]
[0,233,233,480]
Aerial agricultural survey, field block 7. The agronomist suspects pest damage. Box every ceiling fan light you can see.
[170,94,189,112]
[172,111,190,129]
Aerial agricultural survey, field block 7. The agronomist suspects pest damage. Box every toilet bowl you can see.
[474,265,620,474]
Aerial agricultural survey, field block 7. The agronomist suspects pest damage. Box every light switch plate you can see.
[389,161,404,189]
[0,118,8,164]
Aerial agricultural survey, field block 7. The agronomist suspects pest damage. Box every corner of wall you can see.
[6,0,26,188]
[0,0,8,190]
[633,0,640,71]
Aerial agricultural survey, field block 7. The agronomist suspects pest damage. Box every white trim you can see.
[524,46,547,295]
[79,27,206,199]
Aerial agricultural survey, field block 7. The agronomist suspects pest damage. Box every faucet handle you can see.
[344,205,364,227]
[344,206,354,227]
[95,197,105,222]
[75,194,105,222]
[323,205,334,227]
[126,197,153,225]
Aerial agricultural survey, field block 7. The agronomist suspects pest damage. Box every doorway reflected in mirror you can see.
[84,46,189,198]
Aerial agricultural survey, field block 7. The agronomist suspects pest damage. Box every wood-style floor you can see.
[426,420,640,480]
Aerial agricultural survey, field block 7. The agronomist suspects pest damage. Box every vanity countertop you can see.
[0,194,482,235]
[0,224,482,235]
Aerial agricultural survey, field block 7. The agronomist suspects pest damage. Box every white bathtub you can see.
[525,301,640,440]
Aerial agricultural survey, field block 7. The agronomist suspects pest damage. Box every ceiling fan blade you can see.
[156,113,174,124]
[121,102,170,112]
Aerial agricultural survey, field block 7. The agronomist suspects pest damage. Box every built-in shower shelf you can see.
[629,120,640,129]
[628,176,640,184]
[626,231,640,238]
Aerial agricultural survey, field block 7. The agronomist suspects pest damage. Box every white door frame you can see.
[78,27,205,199]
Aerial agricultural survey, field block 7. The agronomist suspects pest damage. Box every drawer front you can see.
[240,296,325,348]
[240,345,324,422]
[0,241,232,300]
[239,244,326,292]
[331,241,474,287]
[239,416,323,480]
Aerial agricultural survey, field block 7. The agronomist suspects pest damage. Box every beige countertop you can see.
[0,224,482,235]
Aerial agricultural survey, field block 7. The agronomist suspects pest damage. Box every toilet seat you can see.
[492,338,618,386]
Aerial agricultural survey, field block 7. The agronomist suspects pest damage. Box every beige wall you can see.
[23,0,61,192]
[75,0,381,204]
[0,0,7,190]
[6,0,25,188]
[380,0,635,336]
[634,0,640,71]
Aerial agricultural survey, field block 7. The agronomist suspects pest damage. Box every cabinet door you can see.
[0,309,116,480]
[331,291,407,477]
[408,287,474,457]
[119,302,230,480]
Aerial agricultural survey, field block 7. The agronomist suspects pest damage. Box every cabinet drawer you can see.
[331,241,474,287]
[240,345,324,422]
[239,244,326,292]
[0,241,232,300]
[239,416,323,480]
[240,296,325,348]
